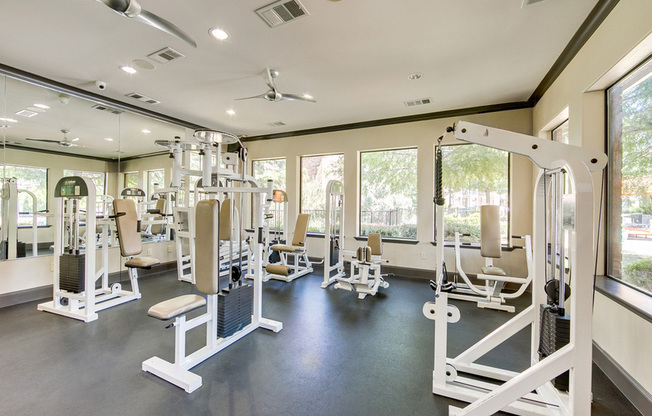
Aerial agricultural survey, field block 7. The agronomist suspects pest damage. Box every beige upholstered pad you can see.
[481,265,507,276]
[114,199,142,257]
[270,244,301,253]
[367,233,382,256]
[480,205,502,259]
[291,213,310,246]
[125,257,160,269]
[220,198,232,241]
[266,264,291,276]
[147,294,206,320]
[195,200,220,295]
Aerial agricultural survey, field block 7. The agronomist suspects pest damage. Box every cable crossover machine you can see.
[424,121,606,415]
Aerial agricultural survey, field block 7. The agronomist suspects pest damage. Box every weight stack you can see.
[17,241,26,258]
[0,240,7,260]
[59,253,86,293]
[217,283,253,338]
[538,304,570,391]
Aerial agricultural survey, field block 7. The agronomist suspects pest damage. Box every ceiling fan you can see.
[236,68,316,103]
[26,129,78,148]
[96,0,197,48]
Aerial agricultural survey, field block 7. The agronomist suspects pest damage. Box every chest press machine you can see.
[424,122,606,415]
[142,149,282,393]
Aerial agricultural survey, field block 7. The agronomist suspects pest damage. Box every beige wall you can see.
[532,0,652,394]
[246,108,534,275]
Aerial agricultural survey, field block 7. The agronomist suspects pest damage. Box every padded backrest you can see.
[155,198,166,213]
[291,213,310,246]
[113,199,142,257]
[481,205,502,259]
[195,200,220,295]
[220,198,231,241]
[367,233,382,256]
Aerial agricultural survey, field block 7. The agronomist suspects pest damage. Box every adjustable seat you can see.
[114,199,160,295]
[265,213,313,282]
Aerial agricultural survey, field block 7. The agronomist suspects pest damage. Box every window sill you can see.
[354,236,419,245]
[429,241,518,252]
[594,275,652,323]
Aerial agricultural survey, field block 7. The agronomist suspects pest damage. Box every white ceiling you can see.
[0,0,599,158]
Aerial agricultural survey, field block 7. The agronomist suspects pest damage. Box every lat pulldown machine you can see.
[424,121,606,415]
[322,179,345,288]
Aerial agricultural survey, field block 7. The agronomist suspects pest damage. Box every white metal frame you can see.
[322,179,345,288]
[423,121,607,415]
[143,131,282,393]
[37,176,141,322]
[1,179,18,259]
[334,243,389,299]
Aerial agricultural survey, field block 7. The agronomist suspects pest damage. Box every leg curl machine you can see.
[265,213,313,282]
[423,122,606,415]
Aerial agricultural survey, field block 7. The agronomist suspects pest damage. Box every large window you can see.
[124,172,139,189]
[63,170,107,214]
[552,119,569,144]
[147,169,165,197]
[608,56,652,295]
[253,158,286,190]
[300,155,343,233]
[3,165,48,226]
[440,144,509,243]
[360,148,417,238]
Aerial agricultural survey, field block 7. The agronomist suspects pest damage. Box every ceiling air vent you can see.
[147,47,185,64]
[92,104,123,115]
[404,98,432,107]
[126,92,161,105]
[268,121,286,127]
[256,0,309,28]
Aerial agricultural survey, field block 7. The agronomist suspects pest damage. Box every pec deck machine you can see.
[142,130,282,393]
[424,122,607,415]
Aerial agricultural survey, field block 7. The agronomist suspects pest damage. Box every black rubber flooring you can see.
[0,269,641,416]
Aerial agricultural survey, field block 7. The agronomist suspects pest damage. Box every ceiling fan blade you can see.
[25,138,62,144]
[235,93,268,101]
[135,10,197,48]
[280,93,316,103]
[97,0,196,48]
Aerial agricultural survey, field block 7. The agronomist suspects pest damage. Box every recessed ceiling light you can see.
[0,117,18,123]
[407,72,423,80]
[15,109,38,117]
[27,106,46,113]
[104,137,114,142]
[72,138,80,142]
[226,109,236,116]
[142,129,151,133]
[209,28,229,40]
[121,65,137,74]
[33,103,50,109]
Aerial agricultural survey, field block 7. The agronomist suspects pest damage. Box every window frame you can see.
[358,147,418,240]
[606,54,652,297]
[299,153,344,235]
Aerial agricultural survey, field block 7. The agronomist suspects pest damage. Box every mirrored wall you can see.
[0,75,187,261]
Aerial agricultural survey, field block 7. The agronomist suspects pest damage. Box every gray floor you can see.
[0,269,640,416]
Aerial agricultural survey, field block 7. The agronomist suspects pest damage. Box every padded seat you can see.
[147,294,206,321]
[480,266,507,276]
[125,257,160,269]
[269,244,303,253]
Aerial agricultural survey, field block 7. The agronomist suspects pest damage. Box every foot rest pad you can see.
[266,264,291,276]
[148,294,206,320]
